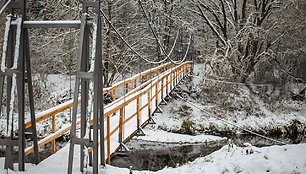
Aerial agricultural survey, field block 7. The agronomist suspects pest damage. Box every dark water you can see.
[111,133,306,171]
[0,133,304,171]
[111,140,225,171]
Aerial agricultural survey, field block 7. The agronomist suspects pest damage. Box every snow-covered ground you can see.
[134,129,225,144]
[107,143,306,174]
[151,98,306,136]
[152,63,306,135]
[1,143,305,174]
[1,63,306,173]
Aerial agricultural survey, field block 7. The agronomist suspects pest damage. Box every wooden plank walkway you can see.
[23,61,192,165]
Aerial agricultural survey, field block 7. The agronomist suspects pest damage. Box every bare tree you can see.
[0,14,4,59]
[269,0,306,83]
[102,0,147,87]
[191,0,283,82]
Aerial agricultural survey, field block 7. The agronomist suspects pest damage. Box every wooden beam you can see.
[24,61,193,161]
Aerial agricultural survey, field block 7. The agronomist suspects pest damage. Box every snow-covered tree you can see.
[190,0,284,83]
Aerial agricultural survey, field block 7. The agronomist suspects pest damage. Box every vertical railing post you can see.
[175,68,178,85]
[186,63,188,74]
[166,75,169,95]
[170,70,173,90]
[185,64,187,74]
[180,65,182,79]
[172,67,175,89]
[125,82,129,94]
[176,67,178,81]
[161,77,164,100]
[181,65,183,79]
[134,79,137,89]
[52,114,56,154]
[136,96,141,128]
[176,67,179,82]
[147,89,151,116]
[186,63,190,73]
[119,107,124,144]
[106,114,111,164]
[155,83,158,106]
[112,89,116,101]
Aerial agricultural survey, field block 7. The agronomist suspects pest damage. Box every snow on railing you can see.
[24,61,192,162]
[24,62,172,128]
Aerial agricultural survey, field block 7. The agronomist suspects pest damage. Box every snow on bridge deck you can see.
[0,61,193,173]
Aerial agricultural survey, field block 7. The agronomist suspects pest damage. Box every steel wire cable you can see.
[100,10,169,65]
[173,89,286,145]
[137,0,191,65]
[0,0,12,14]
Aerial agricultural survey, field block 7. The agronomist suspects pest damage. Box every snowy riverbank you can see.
[151,63,306,136]
[106,143,306,174]
[134,129,226,144]
[1,141,305,174]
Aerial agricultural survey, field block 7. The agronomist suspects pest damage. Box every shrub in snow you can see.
[171,104,193,118]
[180,120,196,135]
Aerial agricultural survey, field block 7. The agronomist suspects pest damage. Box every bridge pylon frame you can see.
[67,1,104,174]
[0,1,39,171]
[0,0,105,173]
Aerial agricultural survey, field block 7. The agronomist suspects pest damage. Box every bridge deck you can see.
[1,61,192,172]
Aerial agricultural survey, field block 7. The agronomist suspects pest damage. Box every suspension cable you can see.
[173,91,286,145]
[0,0,12,14]
[178,34,192,64]
[100,10,168,65]
[166,31,179,60]
[137,0,164,53]
[137,0,190,65]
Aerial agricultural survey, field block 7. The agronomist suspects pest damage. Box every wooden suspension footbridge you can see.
[1,60,192,173]
[0,0,193,173]
[28,61,191,172]
[24,61,192,160]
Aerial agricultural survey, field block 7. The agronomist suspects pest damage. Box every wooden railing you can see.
[24,61,192,162]
[24,62,172,155]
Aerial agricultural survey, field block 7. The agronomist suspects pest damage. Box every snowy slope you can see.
[134,129,225,144]
[97,143,306,174]
[139,143,306,174]
[1,142,305,174]
[151,63,306,135]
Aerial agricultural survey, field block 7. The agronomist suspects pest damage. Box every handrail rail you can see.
[24,61,192,160]
[103,62,172,93]
[24,62,172,129]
